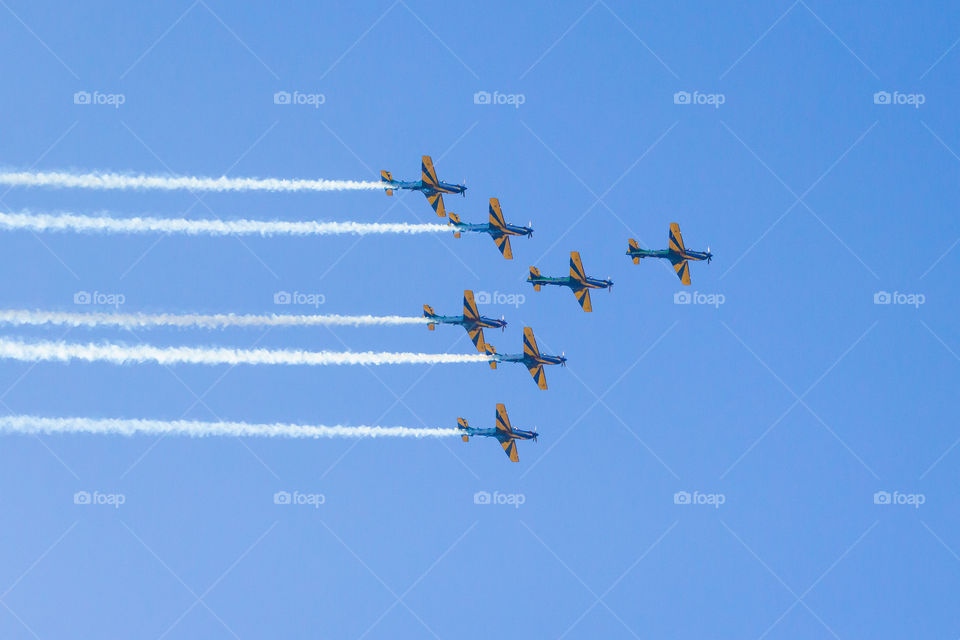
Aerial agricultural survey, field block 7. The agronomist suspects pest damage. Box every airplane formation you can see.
[384,155,713,461]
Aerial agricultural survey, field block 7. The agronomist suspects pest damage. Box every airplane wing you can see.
[501,439,519,462]
[673,258,691,285]
[495,403,512,433]
[573,287,593,312]
[488,198,507,231]
[569,251,587,284]
[527,363,548,390]
[494,235,513,259]
[669,223,685,254]
[522,327,540,358]
[463,290,480,320]
[466,326,486,351]
[425,192,446,217]
[421,155,439,186]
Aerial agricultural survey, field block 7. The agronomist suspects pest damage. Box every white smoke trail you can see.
[0,211,449,237]
[0,310,429,330]
[0,170,385,192]
[0,415,458,439]
[0,337,491,367]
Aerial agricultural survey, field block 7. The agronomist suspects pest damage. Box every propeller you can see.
[461,178,467,197]
[560,351,567,367]
[608,277,613,293]
[706,245,712,263]
[501,315,506,331]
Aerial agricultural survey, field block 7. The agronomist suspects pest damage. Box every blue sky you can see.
[0,1,957,637]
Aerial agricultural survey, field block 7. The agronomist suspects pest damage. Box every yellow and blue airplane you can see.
[380,155,466,217]
[527,251,613,312]
[458,403,537,462]
[627,223,712,285]
[448,198,533,259]
[484,327,566,390]
[423,289,506,352]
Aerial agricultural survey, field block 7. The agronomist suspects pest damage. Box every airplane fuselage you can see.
[492,352,566,367]
[451,221,533,238]
[386,179,466,196]
[528,275,613,290]
[460,426,538,443]
[627,247,710,262]
[426,313,506,331]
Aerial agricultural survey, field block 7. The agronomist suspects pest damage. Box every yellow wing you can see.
[466,326,486,351]
[463,290,480,320]
[569,251,587,284]
[489,198,507,231]
[495,403,512,433]
[674,259,691,285]
[574,287,593,311]
[527,363,548,390]
[494,235,513,259]
[421,155,439,186]
[501,439,519,462]
[669,223,685,254]
[522,327,540,358]
[425,192,446,217]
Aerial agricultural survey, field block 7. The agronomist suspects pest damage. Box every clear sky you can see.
[0,1,957,638]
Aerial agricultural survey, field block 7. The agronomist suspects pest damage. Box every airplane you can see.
[380,155,466,217]
[626,223,712,285]
[448,198,533,259]
[458,403,538,462]
[483,327,566,390]
[423,289,507,352]
[527,251,613,312]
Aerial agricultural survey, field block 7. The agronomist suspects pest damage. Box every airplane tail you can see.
[380,170,394,196]
[628,238,640,264]
[448,212,462,238]
[423,304,436,330]
[484,344,498,369]
[529,266,542,291]
[457,417,469,441]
